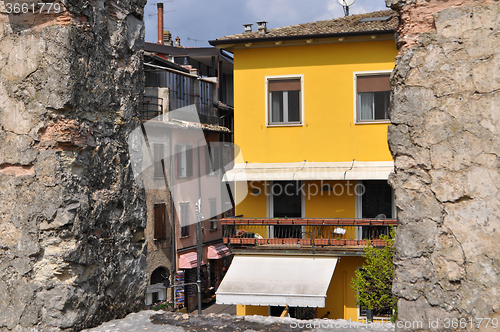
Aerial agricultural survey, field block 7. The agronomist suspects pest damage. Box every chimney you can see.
[174,36,181,47]
[157,3,164,44]
[256,21,268,34]
[243,23,253,33]
[163,30,172,46]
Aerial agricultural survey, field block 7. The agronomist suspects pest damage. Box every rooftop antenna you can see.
[338,0,355,16]
[187,37,204,47]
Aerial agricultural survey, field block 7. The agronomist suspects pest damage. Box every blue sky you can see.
[144,0,389,48]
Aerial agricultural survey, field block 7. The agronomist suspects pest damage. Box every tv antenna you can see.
[338,0,355,16]
[187,38,204,47]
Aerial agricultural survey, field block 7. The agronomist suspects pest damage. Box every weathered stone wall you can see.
[0,0,147,331]
[387,0,500,330]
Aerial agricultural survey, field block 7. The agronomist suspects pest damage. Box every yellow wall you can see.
[236,180,357,222]
[237,304,268,316]
[233,40,397,164]
[318,256,365,321]
[236,181,267,218]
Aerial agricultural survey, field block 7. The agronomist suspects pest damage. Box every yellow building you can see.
[210,10,398,322]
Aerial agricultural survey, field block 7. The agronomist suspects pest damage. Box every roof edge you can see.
[209,29,396,47]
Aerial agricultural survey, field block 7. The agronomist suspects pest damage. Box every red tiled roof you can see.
[212,10,398,44]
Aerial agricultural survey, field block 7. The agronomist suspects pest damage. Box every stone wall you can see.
[0,0,147,331]
[387,0,500,330]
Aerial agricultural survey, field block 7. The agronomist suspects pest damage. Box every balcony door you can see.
[268,181,303,238]
[355,180,394,240]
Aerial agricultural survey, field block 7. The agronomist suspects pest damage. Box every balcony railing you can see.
[145,70,217,123]
[221,218,397,247]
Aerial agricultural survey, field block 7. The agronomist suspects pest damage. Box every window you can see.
[359,180,393,240]
[180,203,190,237]
[205,144,220,176]
[176,144,193,178]
[209,199,218,230]
[154,203,166,240]
[153,144,164,178]
[271,181,302,238]
[267,77,302,125]
[356,74,391,122]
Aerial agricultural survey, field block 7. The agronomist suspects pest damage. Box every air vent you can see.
[359,16,392,23]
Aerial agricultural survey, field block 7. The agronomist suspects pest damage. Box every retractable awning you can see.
[207,243,231,259]
[223,161,394,181]
[178,252,206,269]
[216,255,338,308]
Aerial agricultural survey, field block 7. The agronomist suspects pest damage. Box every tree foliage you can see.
[350,228,397,318]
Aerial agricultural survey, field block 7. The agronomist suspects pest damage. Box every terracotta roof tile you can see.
[214,9,398,42]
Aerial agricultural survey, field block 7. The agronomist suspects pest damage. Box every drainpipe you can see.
[196,133,209,314]
[169,128,176,308]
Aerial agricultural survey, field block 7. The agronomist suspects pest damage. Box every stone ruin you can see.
[0,0,147,331]
[387,0,500,331]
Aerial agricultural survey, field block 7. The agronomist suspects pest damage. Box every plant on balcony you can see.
[350,227,396,322]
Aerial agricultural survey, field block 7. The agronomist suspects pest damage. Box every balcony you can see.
[145,70,218,124]
[221,218,396,252]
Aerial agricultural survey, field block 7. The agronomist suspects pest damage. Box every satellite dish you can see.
[338,0,355,6]
[338,0,355,16]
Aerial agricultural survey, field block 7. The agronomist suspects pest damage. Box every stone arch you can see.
[151,266,170,287]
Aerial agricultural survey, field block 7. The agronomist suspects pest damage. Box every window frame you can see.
[205,143,220,177]
[265,74,305,127]
[353,70,392,125]
[179,202,190,238]
[175,143,193,179]
[153,143,165,179]
[354,180,396,240]
[266,181,306,239]
[209,198,218,231]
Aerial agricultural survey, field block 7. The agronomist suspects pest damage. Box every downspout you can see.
[196,132,209,314]
[169,127,176,308]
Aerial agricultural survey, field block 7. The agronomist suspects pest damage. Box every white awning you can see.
[223,161,394,181]
[216,255,338,308]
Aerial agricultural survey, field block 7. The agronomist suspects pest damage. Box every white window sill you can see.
[355,120,390,125]
[266,123,304,128]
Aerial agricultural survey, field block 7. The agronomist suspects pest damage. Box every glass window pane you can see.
[287,90,300,122]
[358,92,373,120]
[270,91,284,122]
[374,91,390,120]
[273,181,301,218]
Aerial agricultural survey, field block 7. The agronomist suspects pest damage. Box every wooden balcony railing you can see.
[220,218,397,247]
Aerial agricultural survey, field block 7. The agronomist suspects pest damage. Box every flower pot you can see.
[314,239,329,246]
[283,238,299,245]
[300,239,312,245]
[330,239,345,246]
[240,238,255,245]
[256,239,269,245]
[371,239,385,246]
[268,238,284,245]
